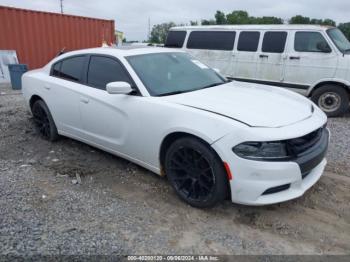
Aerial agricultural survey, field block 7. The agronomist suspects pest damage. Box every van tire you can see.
[311,85,349,117]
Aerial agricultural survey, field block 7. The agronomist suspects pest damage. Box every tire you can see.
[165,137,229,208]
[31,100,59,141]
[311,85,349,117]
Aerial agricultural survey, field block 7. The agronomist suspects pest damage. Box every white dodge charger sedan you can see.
[22,47,329,207]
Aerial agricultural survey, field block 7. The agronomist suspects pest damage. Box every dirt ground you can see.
[1,84,350,255]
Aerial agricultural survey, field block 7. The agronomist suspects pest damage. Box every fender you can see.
[307,78,350,96]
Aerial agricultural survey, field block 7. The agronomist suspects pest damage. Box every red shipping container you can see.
[0,5,116,69]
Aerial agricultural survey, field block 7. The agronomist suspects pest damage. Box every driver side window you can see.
[294,32,331,53]
[87,56,133,90]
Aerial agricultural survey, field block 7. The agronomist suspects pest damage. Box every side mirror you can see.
[106,81,133,95]
[317,42,332,53]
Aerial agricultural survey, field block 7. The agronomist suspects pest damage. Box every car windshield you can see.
[327,28,350,53]
[126,52,225,96]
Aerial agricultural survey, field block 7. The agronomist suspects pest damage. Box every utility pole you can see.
[60,0,64,14]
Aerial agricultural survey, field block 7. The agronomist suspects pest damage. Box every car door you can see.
[186,31,236,76]
[283,31,338,89]
[256,31,288,83]
[47,55,87,136]
[233,31,261,80]
[78,55,139,153]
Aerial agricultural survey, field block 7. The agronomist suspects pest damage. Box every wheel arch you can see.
[29,95,44,110]
[159,131,223,174]
[158,131,232,201]
[308,80,350,97]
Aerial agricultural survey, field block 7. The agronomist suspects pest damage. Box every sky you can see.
[1,0,350,41]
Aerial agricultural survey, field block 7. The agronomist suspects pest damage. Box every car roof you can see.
[171,24,335,31]
[57,46,183,59]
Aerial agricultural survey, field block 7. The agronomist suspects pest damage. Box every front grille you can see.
[286,128,324,156]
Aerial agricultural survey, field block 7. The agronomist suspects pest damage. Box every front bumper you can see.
[212,125,329,206]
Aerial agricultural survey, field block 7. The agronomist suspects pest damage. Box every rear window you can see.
[262,31,287,53]
[238,31,260,52]
[51,62,62,77]
[87,56,132,90]
[165,31,187,48]
[187,31,236,51]
[52,56,85,82]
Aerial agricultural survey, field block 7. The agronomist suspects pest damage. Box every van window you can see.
[187,31,236,51]
[262,31,287,53]
[238,31,260,52]
[295,32,331,52]
[87,56,132,90]
[52,56,85,82]
[165,31,187,48]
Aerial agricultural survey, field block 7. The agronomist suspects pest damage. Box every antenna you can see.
[60,0,64,14]
[148,17,151,41]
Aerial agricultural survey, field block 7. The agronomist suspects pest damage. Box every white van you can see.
[165,25,350,116]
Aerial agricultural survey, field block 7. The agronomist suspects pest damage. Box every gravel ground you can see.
[0,84,350,256]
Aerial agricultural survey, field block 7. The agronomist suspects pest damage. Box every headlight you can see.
[233,141,291,161]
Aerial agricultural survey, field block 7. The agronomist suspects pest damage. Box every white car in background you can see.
[22,47,328,207]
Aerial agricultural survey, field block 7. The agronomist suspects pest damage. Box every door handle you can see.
[80,97,89,104]
[289,56,300,60]
[44,84,51,90]
[259,54,269,58]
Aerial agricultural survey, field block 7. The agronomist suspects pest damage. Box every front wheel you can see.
[311,85,349,117]
[165,137,229,208]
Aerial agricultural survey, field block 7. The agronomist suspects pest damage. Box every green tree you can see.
[310,18,323,24]
[201,19,216,25]
[226,10,251,24]
[321,19,336,26]
[215,10,227,24]
[254,16,283,24]
[149,22,176,44]
[338,23,350,40]
[290,15,311,24]
[190,20,199,26]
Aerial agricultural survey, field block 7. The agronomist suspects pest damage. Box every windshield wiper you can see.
[156,82,224,97]
[199,82,224,90]
[157,90,191,97]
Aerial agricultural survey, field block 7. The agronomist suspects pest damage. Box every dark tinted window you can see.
[87,56,132,90]
[59,56,85,82]
[187,31,236,51]
[238,31,260,52]
[295,32,331,52]
[51,62,62,77]
[262,31,287,53]
[165,31,187,48]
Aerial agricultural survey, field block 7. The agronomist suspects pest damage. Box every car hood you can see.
[163,82,313,128]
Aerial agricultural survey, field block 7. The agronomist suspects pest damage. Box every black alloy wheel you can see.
[165,137,228,208]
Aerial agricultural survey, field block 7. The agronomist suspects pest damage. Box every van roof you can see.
[171,24,335,31]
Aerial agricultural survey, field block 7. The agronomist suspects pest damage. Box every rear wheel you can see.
[311,85,349,117]
[32,100,59,141]
[165,137,228,208]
